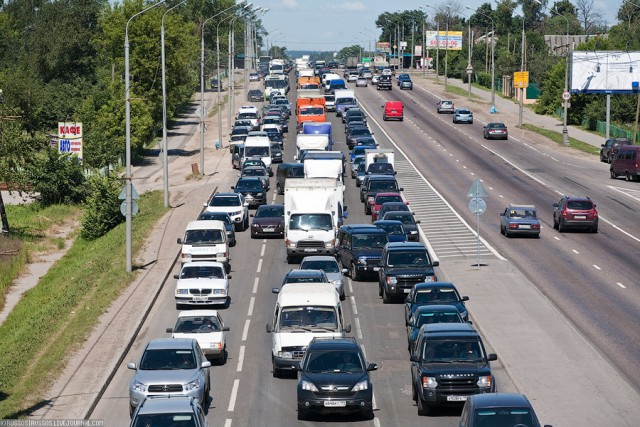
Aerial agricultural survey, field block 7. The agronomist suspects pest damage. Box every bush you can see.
[80,174,123,240]
[27,147,87,206]
[475,72,492,89]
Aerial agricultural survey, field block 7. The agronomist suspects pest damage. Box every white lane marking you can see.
[252,277,259,294]
[350,295,358,315]
[224,419,232,427]
[593,265,601,270]
[272,192,276,201]
[260,244,266,257]
[241,319,250,341]
[572,249,579,254]
[489,187,494,190]
[608,185,640,203]
[554,236,560,240]
[374,417,381,427]
[348,280,353,294]
[247,296,255,316]
[354,317,363,339]
[236,346,245,372]
[617,282,627,289]
[256,259,263,273]
[227,379,240,411]
[499,194,504,198]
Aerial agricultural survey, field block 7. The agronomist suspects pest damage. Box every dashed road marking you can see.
[247,296,255,316]
[227,379,240,411]
[572,249,579,254]
[241,319,250,341]
[256,259,262,273]
[260,244,266,257]
[617,282,627,289]
[236,346,245,372]
[252,277,259,294]
[593,265,601,270]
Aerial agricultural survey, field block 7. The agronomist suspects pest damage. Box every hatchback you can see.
[436,100,455,113]
[552,196,598,232]
[483,123,508,140]
[453,108,474,124]
[459,393,552,427]
[356,76,368,87]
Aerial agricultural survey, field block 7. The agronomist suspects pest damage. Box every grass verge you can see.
[0,204,82,310]
[0,191,168,418]
[520,124,600,155]
[445,84,484,101]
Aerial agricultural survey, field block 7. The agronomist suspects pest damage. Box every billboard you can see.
[571,51,640,94]
[58,122,83,160]
[415,45,422,56]
[376,42,390,53]
[426,31,463,51]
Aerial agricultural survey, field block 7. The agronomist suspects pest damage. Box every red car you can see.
[371,192,406,221]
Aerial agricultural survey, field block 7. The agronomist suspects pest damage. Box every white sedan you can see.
[167,310,229,362]
[356,77,368,87]
[174,261,231,308]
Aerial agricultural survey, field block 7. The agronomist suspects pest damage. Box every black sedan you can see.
[404,282,469,325]
[381,211,420,241]
[250,204,284,239]
[248,89,263,102]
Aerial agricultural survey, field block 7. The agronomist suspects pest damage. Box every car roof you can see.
[386,241,427,250]
[185,220,225,230]
[507,204,537,210]
[420,323,476,335]
[413,281,457,291]
[178,309,220,318]
[340,224,387,233]
[146,338,195,350]
[285,269,326,277]
[308,337,360,351]
[374,220,403,226]
[301,255,339,263]
[468,393,533,408]
[213,192,241,198]
[380,202,408,207]
[414,304,462,314]
[276,284,340,305]
[375,192,402,197]
[136,396,198,414]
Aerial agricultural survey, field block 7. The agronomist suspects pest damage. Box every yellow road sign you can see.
[514,71,529,89]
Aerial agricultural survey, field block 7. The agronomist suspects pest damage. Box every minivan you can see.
[610,145,640,182]
[383,101,404,121]
[276,163,304,195]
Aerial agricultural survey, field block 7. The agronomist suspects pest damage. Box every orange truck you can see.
[297,76,321,90]
[296,97,326,125]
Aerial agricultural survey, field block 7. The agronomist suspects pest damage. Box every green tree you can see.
[26,146,87,206]
[80,174,123,240]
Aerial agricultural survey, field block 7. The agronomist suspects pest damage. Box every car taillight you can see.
[509,224,519,229]
[561,210,568,218]
[531,224,540,229]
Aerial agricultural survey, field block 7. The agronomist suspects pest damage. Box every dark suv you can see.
[296,337,377,420]
[409,323,497,416]
[231,177,267,208]
[552,196,598,233]
[337,225,389,281]
[377,242,439,303]
[377,75,392,90]
[361,175,403,214]
[600,137,631,163]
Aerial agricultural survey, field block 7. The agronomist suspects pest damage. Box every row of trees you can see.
[375,0,640,129]
[0,0,265,235]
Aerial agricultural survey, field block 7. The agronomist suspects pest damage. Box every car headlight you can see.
[176,289,188,295]
[459,310,468,319]
[185,379,201,391]
[213,288,226,294]
[301,380,318,392]
[424,276,436,282]
[325,241,335,249]
[231,210,242,216]
[477,375,492,388]
[409,230,418,234]
[367,196,374,202]
[422,376,438,389]
[279,351,293,359]
[332,280,343,287]
[358,258,368,265]
[256,193,263,196]
[132,380,146,392]
[386,276,397,285]
[351,380,368,392]
[210,342,223,350]
[252,223,260,227]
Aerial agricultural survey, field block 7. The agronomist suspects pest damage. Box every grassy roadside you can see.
[445,84,485,101]
[520,124,600,155]
[0,204,82,310]
[0,191,168,418]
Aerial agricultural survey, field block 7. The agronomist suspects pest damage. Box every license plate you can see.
[403,288,411,293]
[447,395,468,402]
[519,224,531,229]
[304,249,318,253]
[574,215,586,219]
[193,296,209,301]
[324,401,347,407]
[263,228,275,232]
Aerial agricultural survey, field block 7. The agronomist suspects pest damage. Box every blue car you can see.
[373,220,407,242]
[397,73,413,90]
[403,282,469,325]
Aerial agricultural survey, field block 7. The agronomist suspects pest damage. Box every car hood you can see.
[176,278,228,289]
[253,218,284,226]
[133,369,200,385]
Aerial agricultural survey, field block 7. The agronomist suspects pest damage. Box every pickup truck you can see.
[377,75,392,91]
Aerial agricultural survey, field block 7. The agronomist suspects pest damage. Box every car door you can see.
[501,208,510,229]
[553,197,565,222]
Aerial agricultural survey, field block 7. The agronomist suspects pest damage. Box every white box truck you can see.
[295,134,329,160]
[303,151,345,183]
[284,178,346,263]
[364,149,395,171]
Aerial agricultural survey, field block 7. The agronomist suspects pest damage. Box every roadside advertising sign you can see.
[58,122,83,161]
[426,31,463,51]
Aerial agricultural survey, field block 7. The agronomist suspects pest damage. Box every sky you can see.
[250,0,622,52]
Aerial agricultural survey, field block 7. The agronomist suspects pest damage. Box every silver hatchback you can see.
[453,108,473,124]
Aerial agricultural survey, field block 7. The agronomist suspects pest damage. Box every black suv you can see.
[231,177,267,208]
[275,163,304,195]
[337,225,389,281]
[361,175,403,214]
[377,75,392,90]
[377,242,439,303]
[409,323,497,416]
[296,337,377,420]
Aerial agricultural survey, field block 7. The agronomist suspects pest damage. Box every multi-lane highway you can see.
[89,71,640,426]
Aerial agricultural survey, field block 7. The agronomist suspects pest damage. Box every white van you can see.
[243,136,272,173]
[266,284,351,377]
[177,220,228,270]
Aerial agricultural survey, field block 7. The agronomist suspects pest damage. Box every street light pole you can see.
[467,6,495,111]
[161,0,186,209]
[445,5,451,91]
[516,12,525,126]
[124,0,166,273]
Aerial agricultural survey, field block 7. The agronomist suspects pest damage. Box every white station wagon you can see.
[167,310,229,362]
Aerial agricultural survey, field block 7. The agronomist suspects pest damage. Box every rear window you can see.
[567,200,593,210]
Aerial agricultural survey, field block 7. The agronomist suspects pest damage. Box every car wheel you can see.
[356,180,361,187]
[351,263,361,281]
[558,219,565,232]
[382,288,392,304]
[504,229,511,238]
[470,120,473,124]
[400,117,404,121]
[243,216,249,231]
[286,255,295,264]
[626,172,632,181]
[383,115,387,121]
[412,383,417,401]
[610,169,616,179]
[607,155,613,164]
[234,222,242,232]
[600,153,606,162]
[592,224,599,233]
[417,395,432,416]
[500,225,505,235]
[553,216,559,230]
[297,408,310,421]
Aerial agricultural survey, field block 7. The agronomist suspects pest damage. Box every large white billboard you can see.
[571,51,640,94]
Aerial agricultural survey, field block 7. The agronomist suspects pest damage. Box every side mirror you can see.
[127,362,137,370]
[342,268,349,274]
[398,188,404,192]
[432,260,440,267]
[166,328,173,333]
[500,212,505,216]
[203,202,208,207]
[227,275,232,279]
[600,144,605,147]
[487,354,498,361]
[415,220,421,224]
[201,361,212,368]
[343,324,352,333]
[461,296,469,302]
[409,355,421,363]
[173,274,179,279]
[266,323,272,333]
[467,320,473,325]
[367,363,378,371]
[222,326,230,332]
[177,238,183,244]
[272,287,280,294]
[243,202,249,207]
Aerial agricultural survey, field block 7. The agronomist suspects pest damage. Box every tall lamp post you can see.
[124,0,167,273]
[423,5,440,82]
[515,11,525,127]
[444,4,452,91]
[161,0,186,208]
[466,5,495,112]
[535,0,570,145]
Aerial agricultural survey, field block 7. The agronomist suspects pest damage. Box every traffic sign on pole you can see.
[468,197,487,215]
[562,91,571,101]
[467,179,488,198]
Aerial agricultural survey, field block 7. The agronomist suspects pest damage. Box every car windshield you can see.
[284,273,325,284]
[415,288,459,303]
[353,157,365,166]
[383,212,414,224]
[420,340,484,363]
[140,349,196,370]
[132,414,197,427]
[300,260,340,273]
[183,229,224,244]
[386,250,430,267]
[509,208,537,218]
[325,95,335,102]
[350,128,371,136]
[369,181,399,192]
[355,137,375,146]
[352,233,388,249]
[245,147,269,157]
[209,196,240,207]
[174,315,222,333]
[243,160,265,169]
[242,168,266,177]
[231,128,249,136]
[567,200,593,210]
[238,113,257,120]
[473,408,535,427]
[179,265,224,279]
[304,350,364,373]
[413,312,462,327]
[376,222,404,235]
[279,306,337,330]
[336,98,356,105]
[235,180,263,191]
[289,213,333,231]
[381,204,409,215]
[368,163,394,173]
[300,107,325,115]
[256,206,284,218]
[197,212,231,224]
